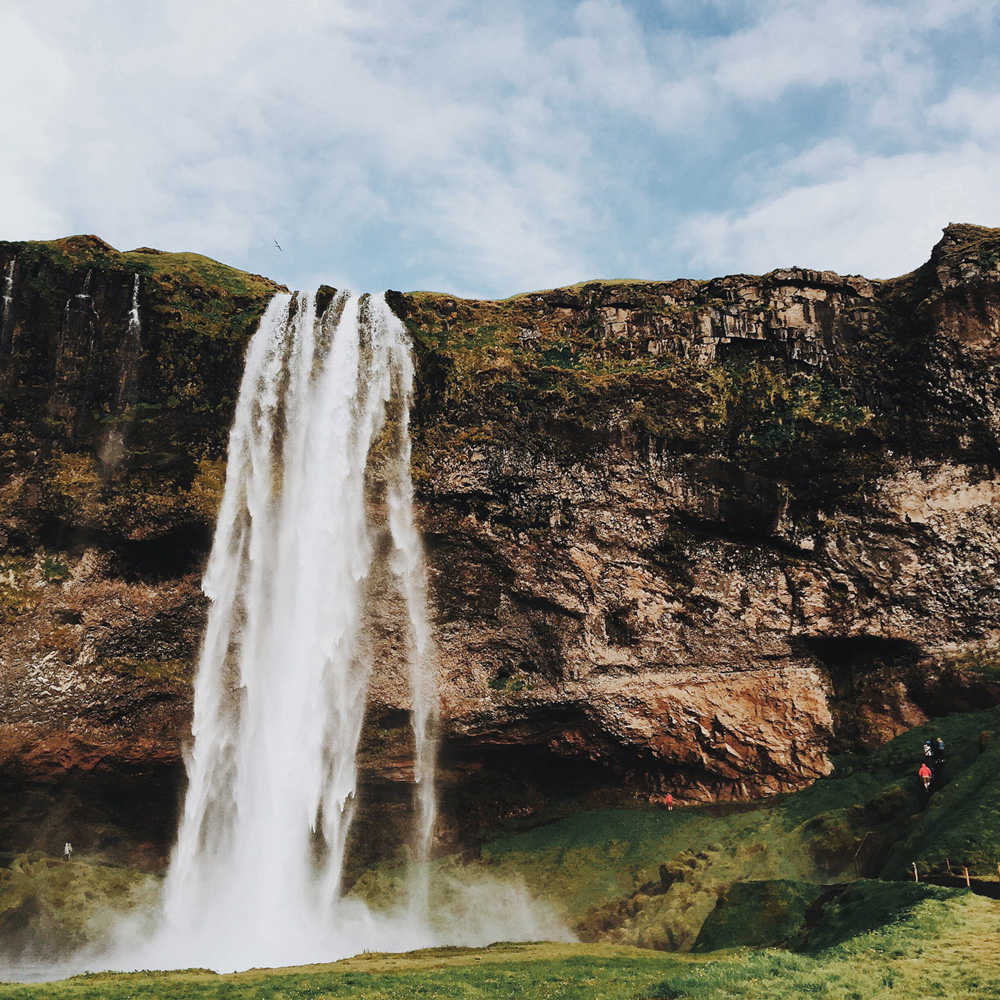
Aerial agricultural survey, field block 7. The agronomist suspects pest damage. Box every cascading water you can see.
[128,273,141,335]
[139,289,441,971]
[96,287,569,977]
[1,258,13,327]
[101,273,144,472]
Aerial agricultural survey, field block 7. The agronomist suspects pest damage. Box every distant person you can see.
[63,842,73,862]
[918,763,932,791]
[923,740,934,760]
[665,793,674,812]
[932,736,946,763]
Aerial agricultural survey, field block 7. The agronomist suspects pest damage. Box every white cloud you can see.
[676,144,1000,278]
[928,88,1000,142]
[0,8,72,238]
[3,0,1000,293]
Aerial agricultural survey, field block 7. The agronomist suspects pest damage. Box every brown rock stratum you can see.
[2,225,1000,866]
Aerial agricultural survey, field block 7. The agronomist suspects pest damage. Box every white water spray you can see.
[136,290,441,971]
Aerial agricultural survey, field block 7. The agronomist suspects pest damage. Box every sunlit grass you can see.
[4,893,999,998]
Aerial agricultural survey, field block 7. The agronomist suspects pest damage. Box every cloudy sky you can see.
[3,0,999,297]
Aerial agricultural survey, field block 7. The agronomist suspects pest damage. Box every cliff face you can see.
[0,236,279,864]
[2,227,1000,867]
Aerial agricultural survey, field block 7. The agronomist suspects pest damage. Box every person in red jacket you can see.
[918,762,932,790]
[665,793,674,811]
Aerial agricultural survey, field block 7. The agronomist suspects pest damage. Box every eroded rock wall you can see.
[2,226,1000,865]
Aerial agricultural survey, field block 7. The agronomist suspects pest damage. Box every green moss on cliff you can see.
[400,285,875,505]
[0,853,157,960]
[0,236,281,546]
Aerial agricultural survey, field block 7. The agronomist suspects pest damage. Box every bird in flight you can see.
[274,239,282,251]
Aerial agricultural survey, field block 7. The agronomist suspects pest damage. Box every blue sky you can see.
[3,0,999,297]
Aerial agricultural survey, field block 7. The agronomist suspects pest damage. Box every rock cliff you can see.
[1,226,999,869]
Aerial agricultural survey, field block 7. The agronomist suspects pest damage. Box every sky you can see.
[2,0,999,298]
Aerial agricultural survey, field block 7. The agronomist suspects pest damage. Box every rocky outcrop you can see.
[2,226,1000,865]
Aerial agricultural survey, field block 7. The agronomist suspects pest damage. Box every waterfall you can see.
[127,273,141,339]
[99,287,567,978]
[101,273,144,472]
[148,289,440,971]
[1,258,13,327]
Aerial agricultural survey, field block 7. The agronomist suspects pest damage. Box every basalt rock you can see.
[2,226,1000,865]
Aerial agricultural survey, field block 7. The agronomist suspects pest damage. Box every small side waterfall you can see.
[147,289,440,971]
[1,258,13,327]
[101,273,144,473]
[127,273,141,336]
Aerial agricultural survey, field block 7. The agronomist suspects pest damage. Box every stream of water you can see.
[1,259,13,328]
[143,290,439,970]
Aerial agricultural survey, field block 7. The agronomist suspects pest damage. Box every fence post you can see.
[963,867,970,888]
[946,857,952,875]
[912,862,919,883]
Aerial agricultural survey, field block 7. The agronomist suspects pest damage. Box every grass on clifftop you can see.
[24,235,283,312]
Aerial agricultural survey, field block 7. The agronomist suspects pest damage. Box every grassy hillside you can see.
[3,890,999,998]
[351,705,1000,952]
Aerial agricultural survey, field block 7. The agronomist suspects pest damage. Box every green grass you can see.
[693,880,823,952]
[797,880,960,952]
[0,943,682,999]
[352,705,1000,954]
[4,891,999,998]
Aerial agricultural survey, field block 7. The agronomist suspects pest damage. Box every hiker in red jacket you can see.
[918,762,932,790]
[665,793,674,812]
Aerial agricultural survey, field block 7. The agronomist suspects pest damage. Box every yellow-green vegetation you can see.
[104,655,190,683]
[0,854,157,961]
[4,893,1000,998]
[400,285,874,486]
[41,448,227,541]
[350,707,1000,955]
[0,553,40,624]
[0,235,281,547]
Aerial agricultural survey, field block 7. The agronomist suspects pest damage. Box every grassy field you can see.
[3,888,998,999]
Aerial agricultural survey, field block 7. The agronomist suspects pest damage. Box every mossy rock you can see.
[0,853,158,959]
[796,878,961,953]
[692,879,822,952]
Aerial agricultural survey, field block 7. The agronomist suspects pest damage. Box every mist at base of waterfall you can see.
[0,864,571,980]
